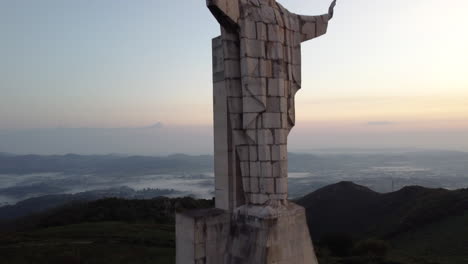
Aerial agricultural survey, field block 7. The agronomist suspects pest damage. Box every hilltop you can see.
[298,181,468,239]
[298,181,468,263]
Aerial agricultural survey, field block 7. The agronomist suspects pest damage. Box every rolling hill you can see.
[0,182,467,264]
[298,181,468,263]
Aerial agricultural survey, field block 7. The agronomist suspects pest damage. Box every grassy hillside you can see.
[0,197,214,264]
[1,183,467,264]
[0,222,175,264]
[389,211,468,264]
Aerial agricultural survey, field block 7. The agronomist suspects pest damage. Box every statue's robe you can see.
[209,0,331,205]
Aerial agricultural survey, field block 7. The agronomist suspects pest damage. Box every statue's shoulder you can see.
[238,0,258,14]
[239,0,280,24]
[240,0,259,7]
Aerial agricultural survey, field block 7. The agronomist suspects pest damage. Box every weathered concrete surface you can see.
[210,0,335,207]
[227,202,318,264]
[212,31,245,211]
[176,202,317,264]
[176,208,230,264]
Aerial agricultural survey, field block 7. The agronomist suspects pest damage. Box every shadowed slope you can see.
[298,181,468,240]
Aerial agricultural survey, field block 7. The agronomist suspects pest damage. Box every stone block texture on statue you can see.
[176,0,336,263]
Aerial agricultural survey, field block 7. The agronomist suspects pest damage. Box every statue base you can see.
[176,202,319,264]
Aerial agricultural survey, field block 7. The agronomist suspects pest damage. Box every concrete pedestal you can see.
[176,202,318,264]
[176,208,230,264]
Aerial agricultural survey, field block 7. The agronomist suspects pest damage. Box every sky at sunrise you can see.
[0,0,467,154]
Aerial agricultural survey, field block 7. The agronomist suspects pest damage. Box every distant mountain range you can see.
[1,151,467,175]
[0,153,213,175]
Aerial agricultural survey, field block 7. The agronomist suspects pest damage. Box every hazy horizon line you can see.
[2,147,467,157]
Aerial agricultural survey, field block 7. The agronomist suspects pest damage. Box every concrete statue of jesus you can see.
[176,1,337,263]
[209,0,336,208]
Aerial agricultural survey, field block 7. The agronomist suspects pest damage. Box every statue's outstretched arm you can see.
[298,0,336,42]
[207,0,240,30]
[328,0,337,20]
